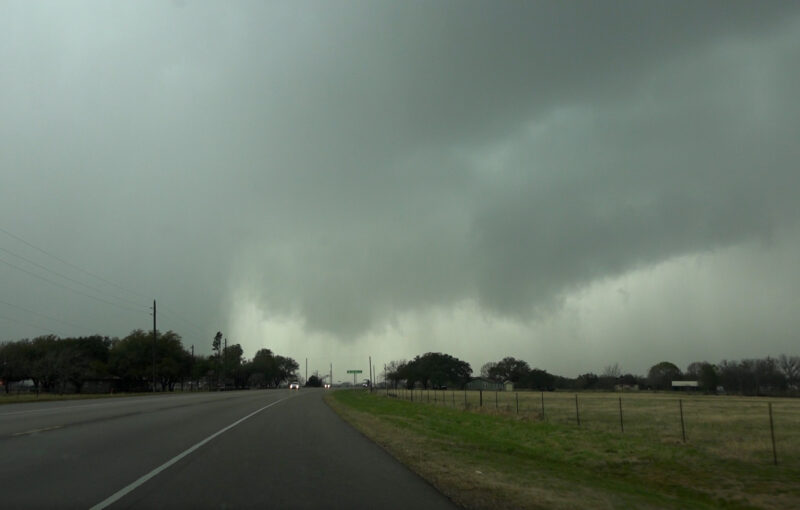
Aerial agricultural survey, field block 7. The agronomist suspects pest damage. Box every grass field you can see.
[327,389,800,510]
[387,388,800,467]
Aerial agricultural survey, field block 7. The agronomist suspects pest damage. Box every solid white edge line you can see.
[88,396,290,510]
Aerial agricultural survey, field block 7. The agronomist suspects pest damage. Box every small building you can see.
[465,377,503,391]
[672,380,699,391]
[503,380,514,392]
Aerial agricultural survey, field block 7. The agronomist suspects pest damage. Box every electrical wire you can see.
[0,244,146,310]
[0,224,215,341]
[0,314,59,336]
[0,256,146,315]
[0,297,96,335]
[0,225,150,301]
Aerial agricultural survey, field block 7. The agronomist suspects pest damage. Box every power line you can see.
[0,225,150,301]
[0,314,59,336]
[0,225,218,344]
[0,256,147,315]
[158,306,210,339]
[0,297,96,335]
[0,244,145,310]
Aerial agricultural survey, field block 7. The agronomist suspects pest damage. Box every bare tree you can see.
[779,354,800,388]
[602,363,621,378]
[480,361,497,379]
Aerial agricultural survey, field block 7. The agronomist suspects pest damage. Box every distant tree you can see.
[779,354,800,389]
[306,373,322,387]
[384,360,406,389]
[222,343,245,388]
[487,357,530,383]
[647,361,681,390]
[602,363,621,378]
[0,340,34,393]
[618,373,642,387]
[155,331,191,391]
[272,355,299,387]
[212,332,222,357]
[400,352,472,389]
[480,362,497,379]
[109,329,189,392]
[754,357,786,394]
[576,372,599,390]
[109,330,151,391]
[686,361,719,392]
[31,335,61,392]
[524,368,555,391]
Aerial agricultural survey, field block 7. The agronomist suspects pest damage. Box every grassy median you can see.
[326,390,800,510]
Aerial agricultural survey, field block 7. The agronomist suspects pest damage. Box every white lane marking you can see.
[88,396,290,510]
[12,425,63,436]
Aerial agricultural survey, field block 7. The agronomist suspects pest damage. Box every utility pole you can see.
[223,337,227,389]
[369,356,372,391]
[330,363,332,386]
[305,358,308,386]
[191,344,194,391]
[152,299,156,393]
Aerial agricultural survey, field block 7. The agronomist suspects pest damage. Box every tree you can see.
[384,360,406,389]
[109,329,190,392]
[686,361,718,392]
[647,361,681,390]
[480,361,497,379]
[306,373,322,387]
[155,331,191,391]
[576,372,599,390]
[602,363,621,378]
[109,330,154,391]
[212,332,222,356]
[524,368,555,390]
[0,340,34,393]
[779,354,800,389]
[222,343,245,388]
[487,357,530,383]
[398,352,472,389]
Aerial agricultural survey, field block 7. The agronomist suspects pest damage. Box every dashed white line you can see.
[88,396,290,510]
[11,425,63,436]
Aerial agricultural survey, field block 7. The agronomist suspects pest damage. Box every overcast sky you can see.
[2,1,799,380]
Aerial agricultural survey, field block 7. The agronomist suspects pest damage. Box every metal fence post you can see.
[575,394,580,426]
[479,389,483,407]
[516,392,519,414]
[769,402,778,465]
[618,397,624,433]
[679,399,686,442]
[541,392,545,420]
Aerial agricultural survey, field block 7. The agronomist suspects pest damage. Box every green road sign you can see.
[346,370,363,374]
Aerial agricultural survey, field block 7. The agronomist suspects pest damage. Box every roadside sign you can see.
[346,370,363,374]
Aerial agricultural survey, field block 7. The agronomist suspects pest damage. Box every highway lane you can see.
[0,390,458,509]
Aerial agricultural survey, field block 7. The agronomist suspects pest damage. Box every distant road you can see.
[0,390,457,509]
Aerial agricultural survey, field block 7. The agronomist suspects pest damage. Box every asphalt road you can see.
[0,390,458,509]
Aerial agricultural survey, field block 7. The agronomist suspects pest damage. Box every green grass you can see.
[327,390,800,510]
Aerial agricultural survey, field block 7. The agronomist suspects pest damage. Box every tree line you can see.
[0,330,299,394]
[383,354,800,396]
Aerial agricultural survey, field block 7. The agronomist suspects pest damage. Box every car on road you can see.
[289,381,300,390]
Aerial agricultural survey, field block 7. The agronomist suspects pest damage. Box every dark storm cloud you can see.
[1,1,799,349]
